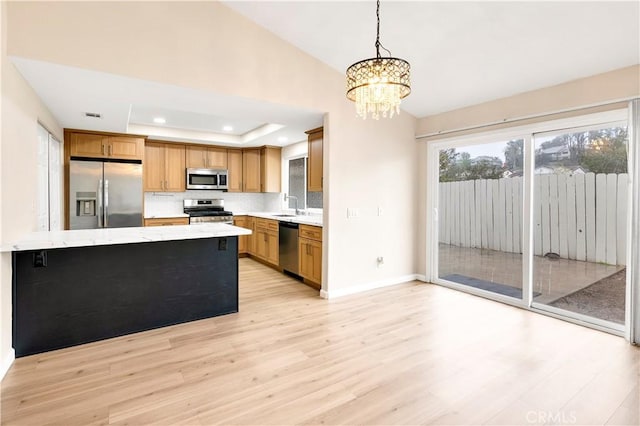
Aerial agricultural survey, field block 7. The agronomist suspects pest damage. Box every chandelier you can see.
[346,0,411,120]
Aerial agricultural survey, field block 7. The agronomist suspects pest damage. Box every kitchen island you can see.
[5,223,251,357]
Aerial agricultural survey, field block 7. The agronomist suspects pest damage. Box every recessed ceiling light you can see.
[278,137,288,143]
[223,125,233,132]
[153,117,166,124]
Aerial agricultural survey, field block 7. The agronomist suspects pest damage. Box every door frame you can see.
[425,108,632,337]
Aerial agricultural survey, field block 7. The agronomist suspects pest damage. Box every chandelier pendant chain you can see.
[375,0,381,59]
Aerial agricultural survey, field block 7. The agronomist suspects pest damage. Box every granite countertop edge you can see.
[2,223,251,252]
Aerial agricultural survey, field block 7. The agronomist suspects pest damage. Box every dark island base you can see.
[13,236,238,357]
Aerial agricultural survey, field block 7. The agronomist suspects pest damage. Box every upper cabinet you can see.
[260,146,281,193]
[227,149,243,192]
[235,147,281,193]
[306,127,323,192]
[144,141,185,192]
[69,131,144,161]
[186,145,227,169]
[242,148,261,193]
[67,129,282,194]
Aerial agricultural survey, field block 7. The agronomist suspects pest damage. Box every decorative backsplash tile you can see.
[144,191,285,216]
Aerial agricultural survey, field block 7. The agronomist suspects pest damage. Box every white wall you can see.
[0,0,5,378]
[1,1,63,377]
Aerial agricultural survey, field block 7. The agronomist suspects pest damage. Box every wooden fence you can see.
[438,173,628,265]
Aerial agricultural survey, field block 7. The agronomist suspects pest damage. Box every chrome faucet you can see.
[284,194,300,215]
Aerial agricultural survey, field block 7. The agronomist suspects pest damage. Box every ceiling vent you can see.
[84,112,102,119]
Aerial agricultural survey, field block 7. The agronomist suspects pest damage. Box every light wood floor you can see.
[1,258,638,425]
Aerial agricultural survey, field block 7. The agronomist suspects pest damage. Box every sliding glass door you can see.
[437,139,525,301]
[430,110,632,334]
[531,123,629,329]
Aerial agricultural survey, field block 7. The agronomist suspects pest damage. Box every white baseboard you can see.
[415,274,427,282]
[0,348,15,382]
[321,274,423,299]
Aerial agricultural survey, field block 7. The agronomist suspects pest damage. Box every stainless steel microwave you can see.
[186,168,228,190]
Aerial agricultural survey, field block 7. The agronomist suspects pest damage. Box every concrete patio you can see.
[438,243,624,308]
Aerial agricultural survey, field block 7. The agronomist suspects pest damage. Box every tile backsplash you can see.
[145,191,282,216]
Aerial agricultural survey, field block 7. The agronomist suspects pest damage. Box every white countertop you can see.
[236,212,323,227]
[142,212,321,226]
[2,223,252,252]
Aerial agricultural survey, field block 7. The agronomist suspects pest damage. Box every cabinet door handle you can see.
[165,180,168,189]
[108,145,112,156]
[101,144,105,155]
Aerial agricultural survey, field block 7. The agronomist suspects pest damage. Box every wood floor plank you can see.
[606,385,640,425]
[1,258,639,425]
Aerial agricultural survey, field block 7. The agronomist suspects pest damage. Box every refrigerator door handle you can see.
[104,180,109,228]
[97,179,104,228]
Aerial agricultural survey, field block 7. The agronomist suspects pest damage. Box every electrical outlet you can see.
[377,207,383,216]
[376,256,384,268]
[347,208,359,219]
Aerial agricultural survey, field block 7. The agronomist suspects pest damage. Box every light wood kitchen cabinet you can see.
[144,141,186,192]
[69,133,105,157]
[242,148,261,193]
[109,136,145,160]
[246,216,256,255]
[144,217,189,226]
[186,145,228,169]
[260,146,282,193]
[298,224,322,286]
[227,149,243,192]
[306,127,323,192]
[69,132,144,161]
[254,218,279,265]
[234,215,249,254]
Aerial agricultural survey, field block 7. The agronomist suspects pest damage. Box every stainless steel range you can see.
[183,199,233,224]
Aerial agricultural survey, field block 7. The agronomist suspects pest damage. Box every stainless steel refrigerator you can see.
[69,160,143,229]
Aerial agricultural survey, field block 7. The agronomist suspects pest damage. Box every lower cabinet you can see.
[247,216,256,255]
[298,224,322,285]
[233,216,248,254]
[144,217,189,226]
[254,218,279,266]
[239,216,322,286]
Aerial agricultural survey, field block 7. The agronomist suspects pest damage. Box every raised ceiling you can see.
[12,57,323,147]
[225,1,640,118]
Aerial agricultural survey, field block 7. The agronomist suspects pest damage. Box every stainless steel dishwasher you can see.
[279,221,299,275]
